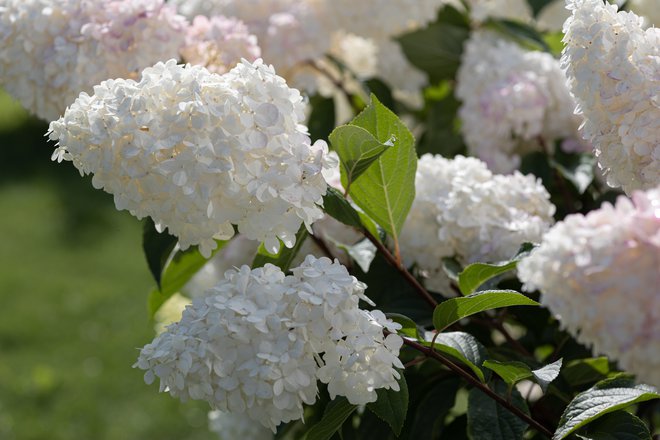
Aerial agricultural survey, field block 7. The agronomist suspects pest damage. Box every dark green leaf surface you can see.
[305,397,357,440]
[367,373,409,436]
[142,217,177,288]
[322,186,380,241]
[148,240,228,317]
[468,381,529,440]
[429,332,489,382]
[410,378,460,440]
[433,290,539,331]
[554,375,659,439]
[576,411,651,440]
[483,360,533,387]
[457,243,534,295]
[562,357,610,387]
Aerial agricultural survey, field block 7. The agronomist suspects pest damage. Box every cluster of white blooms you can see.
[48,59,331,257]
[0,0,186,121]
[328,0,446,41]
[400,155,555,293]
[208,410,272,440]
[170,0,333,74]
[457,31,580,173]
[180,15,261,74]
[135,256,404,431]
[464,0,532,23]
[561,0,660,193]
[518,187,660,387]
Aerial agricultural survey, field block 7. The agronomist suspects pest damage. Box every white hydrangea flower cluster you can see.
[208,410,273,440]
[48,59,331,257]
[328,0,446,41]
[464,0,532,23]
[518,187,660,387]
[170,0,333,74]
[457,31,580,173]
[400,154,555,293]
[181,15,261,74]
[135,256,404,431]
[561,0,660,193]
[0,0,186,121]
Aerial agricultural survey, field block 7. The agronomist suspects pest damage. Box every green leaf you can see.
[343,94,416,243]
[487,19,551,52]
[322,186,380,241]
[330,124,393,191]
[366,373,409,436]
[457,243,534,295]
[426,331,489,382]
[410,378,460,439]
[576,411,651,440]
[468,381,529,440]
[386,313,421,340]
[441,256,463,283]
[550,151,595,195]
[532,358,562,393]
[554,375,660,439]
[562,357,610,387]
[308,95,336,142]
[142,217,177,289]
[397,6,470,82]
[305,397,357,440]
[148,240,228,317]
[251,226,308,271]
[483,360,533,388]
[343,239,376,273]
[433,290,539,331]
[527,0,556,16]
[363,78,396,112]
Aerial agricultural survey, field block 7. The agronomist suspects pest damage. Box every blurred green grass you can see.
[0,91,213,439]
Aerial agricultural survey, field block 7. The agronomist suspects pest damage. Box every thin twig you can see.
[362,228,438,308]
[400,336,554,438]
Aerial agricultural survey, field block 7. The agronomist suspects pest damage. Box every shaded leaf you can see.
[308,95,336,142]
[468,381,529,440]
[142,217,177,289]
[410,378,460,440]
[251,226,308,271]
[305,397,357,440]
[554,375,659,439]
[487,19,551,52]
[148,240,228,317]
[367,373,409,436]
[433,290,539,331]
[322,186,380,241]
[562,357,610,387]
[387,313,421,340]
[576,410,651,440]
[550,151,595,195]
[397,6,470,82]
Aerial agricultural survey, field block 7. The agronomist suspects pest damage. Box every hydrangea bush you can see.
[2,0,659,439]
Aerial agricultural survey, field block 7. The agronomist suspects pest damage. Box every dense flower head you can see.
[518,187,660,386]
[561,0,660,193]
[400,154,555,292]
[170,0,332,74]
[328,0,446,40]
[0,0,186,121]
[181,15,261,74]
[134,256,404,431]
[48,59,331,257]
[457,31,580,173]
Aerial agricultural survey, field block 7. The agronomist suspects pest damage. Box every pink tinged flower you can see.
[181,15,261,74]
[518,186,660,387]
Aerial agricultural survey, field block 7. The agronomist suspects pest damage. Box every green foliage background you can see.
[0,91,212,439]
